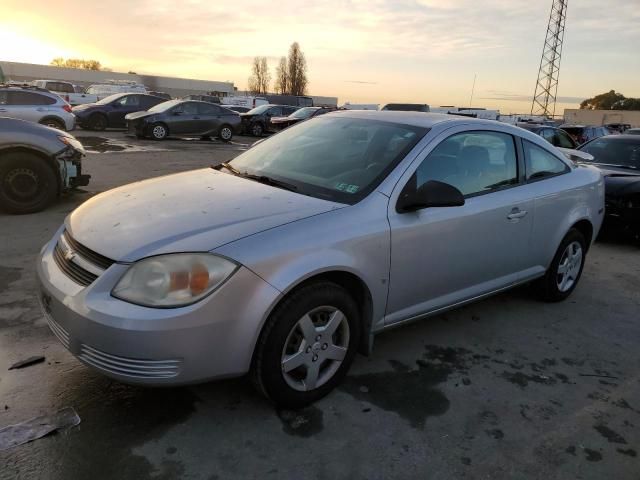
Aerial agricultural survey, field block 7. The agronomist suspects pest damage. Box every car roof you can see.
[328,110,493,128]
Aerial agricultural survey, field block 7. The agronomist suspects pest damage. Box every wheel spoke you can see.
[322,310,345,337]
[325,344,347,361]
[557,262,568,274]
[304,363,320,390]
[282,351,306,373]
[298,314,318,344]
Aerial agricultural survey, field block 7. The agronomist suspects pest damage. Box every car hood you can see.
[271,116,295,124]
[124,111,155,121]
[71,104,97,113]
[66,168,344,262]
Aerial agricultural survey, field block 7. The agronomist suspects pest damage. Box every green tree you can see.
[580,90,626,110]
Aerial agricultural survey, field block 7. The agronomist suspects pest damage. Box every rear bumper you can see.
[36,228,282,386]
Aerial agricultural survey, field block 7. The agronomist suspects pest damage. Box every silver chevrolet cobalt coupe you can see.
[38,111,604,407]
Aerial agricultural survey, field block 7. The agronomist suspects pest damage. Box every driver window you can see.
[118,95,140,106]
[415,131,518,196]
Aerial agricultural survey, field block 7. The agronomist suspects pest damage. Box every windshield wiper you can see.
[213,163,298,192]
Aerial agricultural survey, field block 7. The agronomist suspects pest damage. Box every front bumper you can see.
[605,196,640,228]
[37,227,282,386]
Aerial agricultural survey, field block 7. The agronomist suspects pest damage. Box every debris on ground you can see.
[8,356,46,370]
[0,407,81,451]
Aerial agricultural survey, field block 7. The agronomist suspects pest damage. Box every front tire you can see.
[251,282,361,408]
[0,152,58,214]
[537,228,587,302]
[150,123,168,140]
[250,123,264,137]
[88,113,108,131]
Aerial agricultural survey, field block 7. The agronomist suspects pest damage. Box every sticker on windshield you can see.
[335,183,360,194]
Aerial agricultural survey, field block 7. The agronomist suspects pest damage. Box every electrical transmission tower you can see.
[531,0,568,117]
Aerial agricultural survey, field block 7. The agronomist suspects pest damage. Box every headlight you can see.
[58,135,85,154]
[112,253,238,308]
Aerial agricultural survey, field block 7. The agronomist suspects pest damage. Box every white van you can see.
[222,96,269,109]
[341,102,379,111]
[32,80,98,106]
[85,81,147,100]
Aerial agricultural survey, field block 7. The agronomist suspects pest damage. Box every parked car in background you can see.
[604,123,631,134]
[267,106,335,132]
[38,112,603,407]
[0,84,75,131]
[623,128,640,136]
[560,124,609,145]
[577,135,640,235]
[517,123,577,149]
[125,100,241,141]
[221,104,250,113]
[382,103,430,112]
[85,81,147,100]
[0,117,89,214]
[241,104,299,136]
[148,91,171,100]
[183,94,220,104]
[32,79,99,106]
[341,103,379,110]
[72,93,166,130]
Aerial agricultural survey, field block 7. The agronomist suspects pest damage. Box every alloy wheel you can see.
[280,306,350,392]
[220,127,232,141]
[152,125,167,139]
[556,241,583,292]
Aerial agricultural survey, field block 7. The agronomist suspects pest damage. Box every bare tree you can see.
[247,56,271,95]
[287,42,308,96]
[274,56,289,94]
[50,58,102,70]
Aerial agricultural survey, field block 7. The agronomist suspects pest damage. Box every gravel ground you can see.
[1,131,639,480]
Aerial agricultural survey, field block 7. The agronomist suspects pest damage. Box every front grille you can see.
[62,231,114,270]
[52,231,115,286]
[78,344,181,379]
[53,242,98,286]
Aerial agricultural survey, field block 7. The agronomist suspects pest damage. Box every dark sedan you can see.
[517,123,577,149]
[125,100,242,141]
[578,135,640,234]
[240,104,299,136]
[267,106,335,132]
[72,93,165,130]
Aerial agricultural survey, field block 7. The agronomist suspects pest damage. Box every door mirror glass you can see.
[397,179,465,213]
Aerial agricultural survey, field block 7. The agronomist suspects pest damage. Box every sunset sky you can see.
[1,0,639,113]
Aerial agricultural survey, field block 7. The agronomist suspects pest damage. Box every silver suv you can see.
[0,84,75,131]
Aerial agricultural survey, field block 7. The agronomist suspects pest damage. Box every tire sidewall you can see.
[150,123,168,140]
[256,283,361,408]
[251,123,263,137]
[89,113,107,131]
[0,152,57,214]
[543,229,587,301]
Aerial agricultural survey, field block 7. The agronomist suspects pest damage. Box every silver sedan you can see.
[37,112,604,407]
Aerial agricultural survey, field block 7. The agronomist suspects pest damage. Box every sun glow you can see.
[0,23,77,65]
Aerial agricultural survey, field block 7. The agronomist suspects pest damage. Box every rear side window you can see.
[49,82,74,93]
[415,131,518,196]
[524,140,569,181]
[554,130,575,148]
[198,103,221,115]
[7,91,56,105]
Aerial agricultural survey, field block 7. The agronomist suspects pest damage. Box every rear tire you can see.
[39,118,65,130]
[251,281,361,408]
[88,113,108,131]
[0,152,58,214]
[218,125,233,142]
[536,228,587,302]
[150,123,168,140]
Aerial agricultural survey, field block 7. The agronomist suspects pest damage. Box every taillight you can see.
[63,105,72,113]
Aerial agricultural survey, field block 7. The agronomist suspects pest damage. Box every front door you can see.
[169,102,200,134]
[108,95,142,127]
[386,128,534,325]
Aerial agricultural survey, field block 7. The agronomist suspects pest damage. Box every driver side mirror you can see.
[396,180,465,213]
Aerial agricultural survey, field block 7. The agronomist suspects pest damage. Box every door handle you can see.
[507,208,528,220]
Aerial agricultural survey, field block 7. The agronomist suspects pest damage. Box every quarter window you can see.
[415,131,518,196]
[524,140,569,180]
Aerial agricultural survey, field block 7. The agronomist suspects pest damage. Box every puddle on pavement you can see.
[79,136,169,154]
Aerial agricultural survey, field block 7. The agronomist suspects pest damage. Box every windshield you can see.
[289,107,317,119]
[95,94,126,105]
[148,99,182,113]
[246,105,271,115]
[229,116,427,204]
[579,138,640,168]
